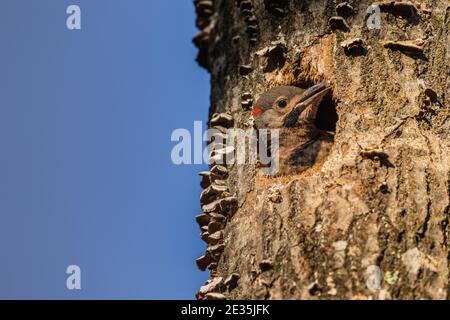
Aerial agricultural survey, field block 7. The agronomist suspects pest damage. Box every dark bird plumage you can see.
[253,82,334,175]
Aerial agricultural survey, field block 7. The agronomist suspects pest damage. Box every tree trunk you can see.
[193,0,449,300]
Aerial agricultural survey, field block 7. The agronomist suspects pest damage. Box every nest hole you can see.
[315,90,338,132]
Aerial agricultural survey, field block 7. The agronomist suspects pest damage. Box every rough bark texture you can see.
[193,0,449,300]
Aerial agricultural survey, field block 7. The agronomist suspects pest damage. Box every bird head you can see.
[252,82,331,129]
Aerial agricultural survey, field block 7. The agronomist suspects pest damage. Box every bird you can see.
[252,82,334,176]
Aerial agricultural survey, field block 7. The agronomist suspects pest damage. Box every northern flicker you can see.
[252,82,334,176]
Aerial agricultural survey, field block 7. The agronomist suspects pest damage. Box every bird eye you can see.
[277,99,287,108]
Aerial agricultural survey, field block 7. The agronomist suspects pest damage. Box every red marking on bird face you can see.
[252,106,263,118]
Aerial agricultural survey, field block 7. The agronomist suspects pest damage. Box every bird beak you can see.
[282,82,332,127]
[252,106,263,118]
[296,82,331,108]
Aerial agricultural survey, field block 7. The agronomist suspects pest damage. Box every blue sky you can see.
[0,0,210,299]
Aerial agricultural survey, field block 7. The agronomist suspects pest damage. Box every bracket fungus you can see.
[196,254,212,271]
[195,213,210,227]
[255,41,287,73]
[241,92,253,110]
[336,2,354,17]
[375,1,419,19]
[329,16,350,31]
[224,273,240,290]
[210,112,234,128]
[341,38,366,56]
[382,39,424,56]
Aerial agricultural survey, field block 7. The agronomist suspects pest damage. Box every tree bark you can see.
[193,0,449,300]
